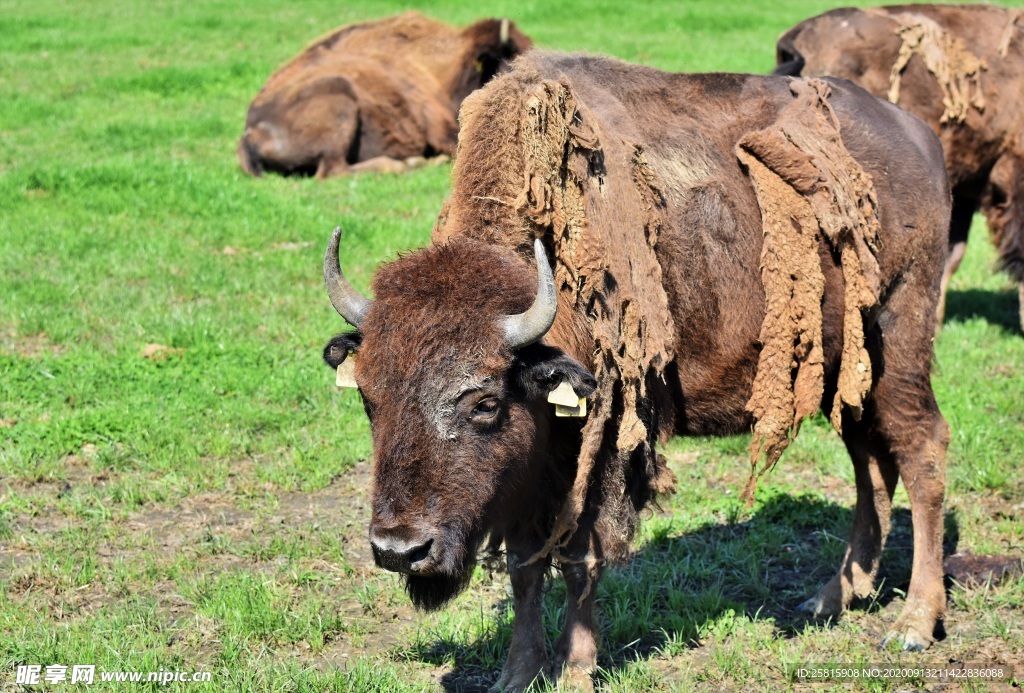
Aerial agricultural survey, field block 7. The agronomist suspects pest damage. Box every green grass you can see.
[2,0,1023,690]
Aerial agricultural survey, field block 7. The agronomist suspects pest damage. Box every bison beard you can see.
[404,561,475,612]
[403,525,485,611]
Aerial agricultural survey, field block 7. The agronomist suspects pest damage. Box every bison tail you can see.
[773,30,805,76]
[985,154,1024,283]
[997,218,1024,283]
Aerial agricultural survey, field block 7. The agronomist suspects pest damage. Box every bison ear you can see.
[514,343,597,402]
[323,331,361,369]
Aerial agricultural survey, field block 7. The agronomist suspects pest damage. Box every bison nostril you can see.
[407,538,433,565]
[370,532,435,574]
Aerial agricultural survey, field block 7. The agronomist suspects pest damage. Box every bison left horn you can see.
[501,238,558,349]
[324,226,372,328]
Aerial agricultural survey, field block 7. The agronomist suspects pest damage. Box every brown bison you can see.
[238,12,531,179]
[323,52,951,690]
[775,4,1024,329]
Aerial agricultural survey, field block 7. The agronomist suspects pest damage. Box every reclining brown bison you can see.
[322,52,951,690]
[775,4,1024,329]
[238,12,531,179]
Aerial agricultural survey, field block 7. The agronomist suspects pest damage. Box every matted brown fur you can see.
[238,12,531,179]
[435,65,679,565]
[776,4,1024,329]
[875,8,987,123]
[736,79,881,502]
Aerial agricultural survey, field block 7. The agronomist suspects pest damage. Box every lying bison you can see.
[323,52,951,689]
[238,12,531,179]
[776,4,1024,329]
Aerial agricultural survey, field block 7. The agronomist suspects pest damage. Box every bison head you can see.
[322,228,595,610]
[448,18,533,109]
[773,9,902,98]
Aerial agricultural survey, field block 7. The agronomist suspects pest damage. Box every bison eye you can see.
[470,397,501,423]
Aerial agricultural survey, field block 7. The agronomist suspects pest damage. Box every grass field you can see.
[2,0,1023,690]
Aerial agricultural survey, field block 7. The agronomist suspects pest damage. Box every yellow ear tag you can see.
[335,357,357,389]
[548,381,587,418]
[554,398,587,418]
[547,380,579,406]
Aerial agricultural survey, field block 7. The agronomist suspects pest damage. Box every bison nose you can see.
[369,528,435,574]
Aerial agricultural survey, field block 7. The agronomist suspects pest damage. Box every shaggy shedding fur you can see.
[775,4,1024,330]
[877,9,987,123]
[737,79,881,503]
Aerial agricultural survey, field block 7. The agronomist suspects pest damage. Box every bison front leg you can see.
[552,558,601,692]
[315,156,410,178]
[982,151,1024,332]
[800,415,899,617]
[493,550,549,693]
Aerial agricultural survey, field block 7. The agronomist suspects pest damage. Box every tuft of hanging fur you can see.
[736,79,881,504]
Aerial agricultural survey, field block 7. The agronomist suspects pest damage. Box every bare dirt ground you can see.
[3,450,1021,691]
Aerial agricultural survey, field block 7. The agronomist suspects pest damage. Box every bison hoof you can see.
[555,665,595,692]
[880,626,932,652]
[491,662,546,693]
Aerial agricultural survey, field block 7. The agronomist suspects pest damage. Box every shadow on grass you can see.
[402,494,961,692]
[944,287,1021,334]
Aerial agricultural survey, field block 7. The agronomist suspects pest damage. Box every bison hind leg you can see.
[809,272,949,650]
[798,412,900,619]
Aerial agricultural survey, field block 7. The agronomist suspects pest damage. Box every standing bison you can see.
[776,4,1024,329]
[238,12,531,178]
[323,52,952,690]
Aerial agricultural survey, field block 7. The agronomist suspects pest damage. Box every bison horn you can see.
[500,18,510,45]
[324,226,372,328]
[501,238,558,349]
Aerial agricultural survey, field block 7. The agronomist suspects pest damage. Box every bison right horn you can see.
[324,226,373,328]
[500,238,558,349]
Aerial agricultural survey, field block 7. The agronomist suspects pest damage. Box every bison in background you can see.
[238,12,531,179]
[776,4,1024,329]
[322,52,952,691]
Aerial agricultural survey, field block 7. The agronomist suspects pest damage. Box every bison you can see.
[775,4,1024,329]
[238,12,531,179]
[322,52,952,690]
